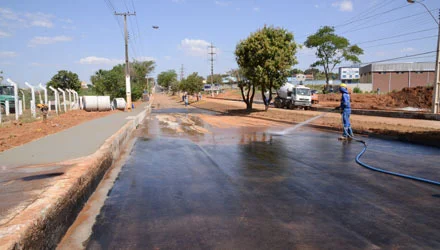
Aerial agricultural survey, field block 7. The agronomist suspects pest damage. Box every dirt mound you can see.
[318,86,433,110]
[389,86,433,109]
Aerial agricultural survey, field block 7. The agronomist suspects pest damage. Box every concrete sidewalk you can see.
[0,100,152,249]
[0,104,147,168]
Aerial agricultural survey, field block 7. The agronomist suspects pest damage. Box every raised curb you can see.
[0,99,153,250]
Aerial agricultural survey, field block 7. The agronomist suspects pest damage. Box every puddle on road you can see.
[137,111,288,146]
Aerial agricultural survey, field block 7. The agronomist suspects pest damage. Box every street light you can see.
[407,0,440,113]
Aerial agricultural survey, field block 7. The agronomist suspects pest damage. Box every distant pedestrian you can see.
[335,83,353,140]
[377,88,380,95]
[184,94,189,107]
[198,92,202,101]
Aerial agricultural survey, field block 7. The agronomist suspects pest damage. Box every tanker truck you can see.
[273,83,312,110]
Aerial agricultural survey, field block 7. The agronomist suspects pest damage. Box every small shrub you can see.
[353,87,362,93]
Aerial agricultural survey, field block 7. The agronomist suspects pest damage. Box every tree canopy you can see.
[90,60,155,100]
[304,26,363,88]
[47,70,81,91]
[206,74,224,85]
[157,70,178,90]
[179,72,204,94]
[235,26,298,110]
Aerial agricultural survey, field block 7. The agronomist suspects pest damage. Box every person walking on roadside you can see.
[184,93,189,107]
[335,83,353,140]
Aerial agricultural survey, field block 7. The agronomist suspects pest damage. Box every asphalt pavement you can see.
[84,98,440,250]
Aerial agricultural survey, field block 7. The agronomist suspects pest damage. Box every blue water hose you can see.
[349,132,440,187]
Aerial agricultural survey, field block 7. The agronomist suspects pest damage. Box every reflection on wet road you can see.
[86,103,440,249]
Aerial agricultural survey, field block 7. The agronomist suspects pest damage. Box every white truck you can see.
[273,83,312,110]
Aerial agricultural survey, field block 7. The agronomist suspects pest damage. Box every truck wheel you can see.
[288,103,294,110]
[305,106,311,110]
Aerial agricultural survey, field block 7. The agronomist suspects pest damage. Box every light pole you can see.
[407,0,440,113]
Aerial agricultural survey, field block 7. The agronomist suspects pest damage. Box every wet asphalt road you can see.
[86,104,440,249]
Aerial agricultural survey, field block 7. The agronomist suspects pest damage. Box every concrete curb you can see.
[0,100,153,250]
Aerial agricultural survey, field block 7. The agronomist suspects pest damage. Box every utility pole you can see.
[180,64,185,81]
[115,11,136,111]
[208,43,216,96]
[433,9,440,113]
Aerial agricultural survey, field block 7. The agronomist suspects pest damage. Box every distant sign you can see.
[296,74,306,82]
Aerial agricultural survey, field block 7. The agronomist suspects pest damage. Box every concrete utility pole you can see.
[407,0,440,113]
[180,64,185,81]
[115,11,136,111]
[208,43,216,96]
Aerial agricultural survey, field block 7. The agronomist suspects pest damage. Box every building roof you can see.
[360,62,435,73]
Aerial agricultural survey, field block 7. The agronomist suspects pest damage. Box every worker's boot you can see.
[348,127,354,137]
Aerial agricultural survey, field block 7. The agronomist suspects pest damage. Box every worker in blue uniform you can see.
[336,83,354,139]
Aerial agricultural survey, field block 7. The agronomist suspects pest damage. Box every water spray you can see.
[270,110,440,187]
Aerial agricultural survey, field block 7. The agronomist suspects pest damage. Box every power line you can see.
[354,28,437,45]
[130,0,146,58]
[338,0,396,25]
[362,35,438,49]
[339,8,437,34]
[335,2,411,28]
[360,50,437,65]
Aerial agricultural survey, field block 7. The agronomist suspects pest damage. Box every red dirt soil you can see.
[318,86,433,110]
[214,86,433,110]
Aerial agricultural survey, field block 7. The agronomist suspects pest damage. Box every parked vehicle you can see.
[274,83,312,110]
[0,85,16,114]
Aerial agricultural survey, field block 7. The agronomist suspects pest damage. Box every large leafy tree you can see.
[179,72,204,94]
[47,70,81,91]
[91,60,155,100]
[235,26,298,111]
[206,74,223,85]
[304,26,363,89]
[157,70,178,90]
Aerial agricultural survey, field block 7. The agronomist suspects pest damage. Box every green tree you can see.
[179,72,204,94]
[235,26,298,111]
[206,74,223,85]
[304,26,363,88]
[157,70,178,90]
[91,60,155,100]
[47,70,81,91]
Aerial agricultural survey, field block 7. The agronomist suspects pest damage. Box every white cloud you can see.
[59,18,73,24]
[253,7,260,12]
[79,56,123,65]
[0,30,10,37]
[179,38,212,57]
[164,56,172,60]
[401,47,415,53]
[215,1,231,7]
[30,20,53,28]
[0,51,17,58]
[332,0,353,12]
[28,36,72,47]
[0,8,54,28]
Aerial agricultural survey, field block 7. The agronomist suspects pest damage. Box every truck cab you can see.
[274,83,312,110]
[290,85,312,109]
[0,85,16,114]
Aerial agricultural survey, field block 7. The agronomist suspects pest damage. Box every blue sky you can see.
[0,0,438,87]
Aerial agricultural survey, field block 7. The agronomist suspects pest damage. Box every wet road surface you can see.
[86,97,440,249]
